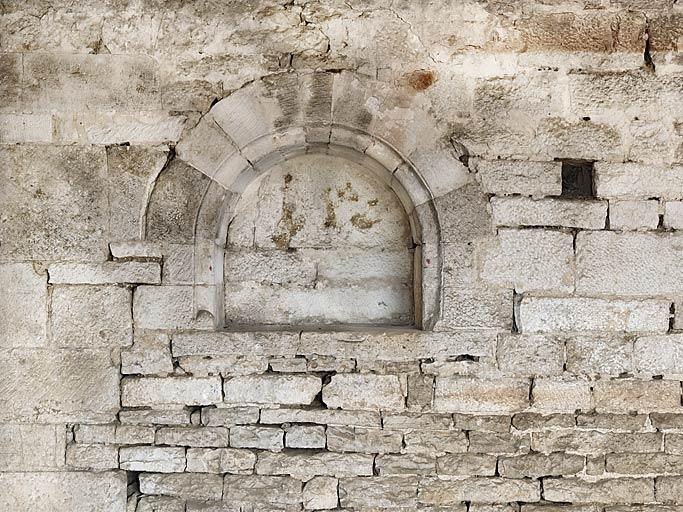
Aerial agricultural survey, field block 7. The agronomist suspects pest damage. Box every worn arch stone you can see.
[156,70,469,330]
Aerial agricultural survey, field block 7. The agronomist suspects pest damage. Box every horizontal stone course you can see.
[490,197,607,229]
[121,377,222,407]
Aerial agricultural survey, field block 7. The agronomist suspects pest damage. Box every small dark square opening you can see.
[561,160,595,198]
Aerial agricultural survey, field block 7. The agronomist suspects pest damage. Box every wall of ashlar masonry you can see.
[2,0,683,510]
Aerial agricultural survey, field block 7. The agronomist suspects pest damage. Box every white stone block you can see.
[323,374,405,411]
[490,197,606,229]
[121,377,222,407]
[224,375,321,406]
[0,263,47,348]
[48,261,161,284]
[120,446,186,473]
[609,200,660,231]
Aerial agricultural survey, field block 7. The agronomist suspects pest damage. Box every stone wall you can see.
[2,0,683,510]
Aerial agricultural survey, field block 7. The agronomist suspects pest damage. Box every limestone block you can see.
[74,425,116,444]
[666,434,683,454]
[118,409,191,426]
[531,431,662,454]
[285,425,326,449]
[133,285,198,330]
[440,286,512,330]
[609,200,660,231]
[468,432,530,455]
[0,472,126,511]
[478,229,574,293]
[453,414,511,433]
[66,443,118,470]
[566,335,634,376]
[418,477,540,504]
[201,407,260,426]
[512,413,573,431]
[230,426,283,451]
[0,424,64,470]
[0,113,51,143]
[0,145,109,261]
[436,453,497,476]
[139,473,223,501]
[497,334,565,377]
[222,475,302,509]
[0,54,21,112]
[634,334,683,375]
[403,430,468,455]
[543,477,654,504]
[109,242,163,260]
[115,425,155,445]
[120,446,186,473]
[606,453,683,475]
[303,476,338,510]
[657,476,683,503]
[136,496,184,512]
[326,427,403,454]
[472,158,562,197]
[664,201,683,230]
[498,453,585,478]
[155,427,230,448]
[0,263,47,348]
[185,448,256,474]
[121,332,173,376]
[530,379,593,413]
[259,408,380,428]
[533,118,623,161]
[576,413,646,431]
[593,380,681,413]
[576,232,683,296]
[595,163,683,200]
[376,454,437,476]
[121,377,222,407]
[224,375,321,405]
[339,476,418,509]
[48,261,160,285]
[22,53,160,112]
[51,286,132,348]
[256,452,374,479]
[490,197,607,229]
[518,297,670,333]
[0,349,119,423]
[323,374,405,411]
[434,377,529,414]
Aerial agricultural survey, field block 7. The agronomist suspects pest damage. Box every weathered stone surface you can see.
[472,159,562,197]
[303,476,338,510]
[48,262,160,285]
[657,476,683,504]
[606,453,683,475]
[0,472,126,511]
[133,285,198,330]
[156,427,230,448]
[531,378,593,412]
[434,377,530,414]
[256,452,374,479]
[136,496,184,512]
[0,424,64,471]
[66,443,118,470]
[595,163,683,200]
[404,429,468,455]
[327,426,403,454]
[665,201,683,230]
[478,229,574,293]
[543,477,654,504]
[224,374,321,405]
[593,380,681,413]
[115,425,155,445]
[121,377,222,407]
[436,453,497,476]
[610,200,660,231]
[121,332,173,375]
[139,473,223,501]
[377,454,437,476]
[230,426,283,451]
[74,424,116,444]
[323,374,405,411]
[440,285,512,330]
[499,453,585,478]
[340,476,418,509]
[222,475,302,508]
[0,349,119,423]
[566,335,634,376]
[518,297,670,334]
[118,409,191,426]
[186,448,256,474]
[468,432,530,454]
[259,408,380,428]
[52,286,132,348]
[202,407,260,426]
[418,477,540,504]
[490,197,607,229]
[0,145,108,261]
[0,263,47,348]
[532,431,662,454]
[634,334,683,376]
[577,232,683,296]
[285,425,326,449]
[497,334,564,376]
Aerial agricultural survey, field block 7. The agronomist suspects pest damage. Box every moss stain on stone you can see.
[350,213,380,230]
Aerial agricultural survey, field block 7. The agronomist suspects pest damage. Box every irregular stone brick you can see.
[118,409,191,426]
[610,200,660,231]
[339,476,418,509]
[490,197,606,229]
[595,163,683,200]
[531,378,593,413]
[323,374,405,411]
[121,332,173,376]
[0,263,47,348]
[651,413,683,430]
[384,413,453,431]
[532,431,662,454]
[576,414,647,431]
[666,434,683,455]
[155,427,230,448]
[440,285,512,330]
[303,476,338,510]
[566,335,634,376]
[453,414,511,433]
[657,476,683,503]
[376,454,437,476]
[468,432,531,454]
[418,477,540,504]
[48,261,160,284]
[136,496,184,512]
[436,453,497,476]
[634,335,683,376]
[222,475,302,508]
[74,424,116,444]
[65,443,118,470]
[121,377,222,407]
[115,425,155,445]
[543,477,654,504]
[285,425,326,449]
[593,380,681,413]
[224,374,321,405]
[120,446,186,473]
[499,452,585,478]
[51,286,132,348]
[327,426,402,454]
[518,297,670,334]
[256,452,374,479]
[497,334,564,376]
[230,426,283,451]
[434,377,530,414]
[512,413,575,431]
[259,408,380,428]
[201,407,260,426]
[403,430,468,455]
[606,453,683,475]
[185,448,256,474]
[472,158,562,197]
[0,425,64,471]
[0,472,126,512]
[664,201,683,230]
[139,473,223,501]
[478,228,574,293]
[133,285,197,330]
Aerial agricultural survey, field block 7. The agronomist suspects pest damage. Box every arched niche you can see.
[147,70,470,331]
